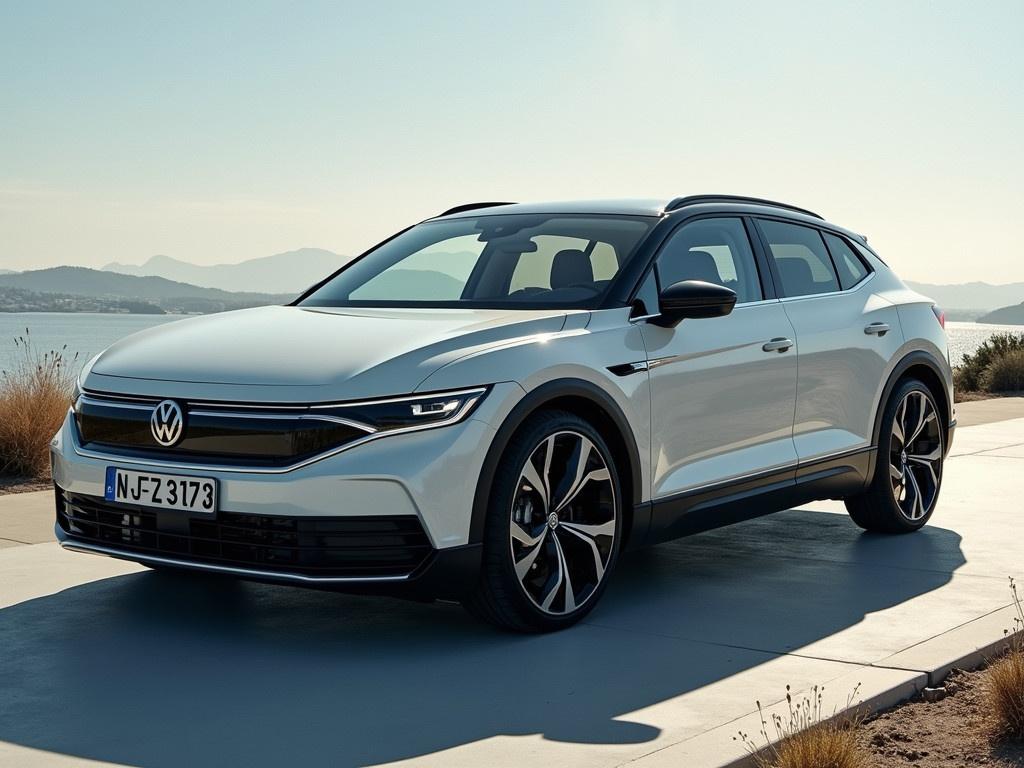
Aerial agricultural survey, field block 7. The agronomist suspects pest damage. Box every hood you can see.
[86,305,574,401]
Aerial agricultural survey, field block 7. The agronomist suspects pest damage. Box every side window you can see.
[654,217,762,303]
[590,242,618,281]
[823,232,870,290]
[758,219,840,297]
[633,270,660,316]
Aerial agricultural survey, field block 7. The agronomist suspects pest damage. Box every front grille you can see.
[57,490,432,578]
[74,393,372,467]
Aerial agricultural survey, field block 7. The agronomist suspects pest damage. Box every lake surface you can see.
[1,312,1022,374]
[0,313,188,374]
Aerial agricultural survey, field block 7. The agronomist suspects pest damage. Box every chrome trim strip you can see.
[777,270,876,303]
[187,410,378,433]
[57,535,412,584]
[78,395,379,434]
[71,392,485,474]
[81,387,488,412]
[79,395,152,411]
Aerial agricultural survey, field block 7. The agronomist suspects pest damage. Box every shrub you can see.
[736,685,868,768]
[986,577,1024,740]
[0,331,78,478]
[956,332,1024,392]
[980,349,1024,394]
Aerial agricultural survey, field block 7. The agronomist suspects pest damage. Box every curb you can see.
[627,603,1020,768]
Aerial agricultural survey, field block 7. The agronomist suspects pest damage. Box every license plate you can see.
[105,467,217,514]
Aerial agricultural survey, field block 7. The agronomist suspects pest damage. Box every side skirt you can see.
[638,447,874,547]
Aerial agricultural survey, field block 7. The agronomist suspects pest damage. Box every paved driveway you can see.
[1,416,1022,768]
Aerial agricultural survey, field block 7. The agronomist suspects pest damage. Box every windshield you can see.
[299,213,656,309]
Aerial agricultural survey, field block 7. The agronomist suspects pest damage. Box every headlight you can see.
[312,387,488,434]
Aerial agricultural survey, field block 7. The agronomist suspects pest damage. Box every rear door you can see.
[754,218,904,464]
[640,217,799,498]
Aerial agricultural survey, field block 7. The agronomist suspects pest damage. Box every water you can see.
[1,312,1022,374]
[0,313,187,374]
[945,321,1024,365]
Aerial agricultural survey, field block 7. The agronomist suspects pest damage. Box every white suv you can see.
[52,195,954,631]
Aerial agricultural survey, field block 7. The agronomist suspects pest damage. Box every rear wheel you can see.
[845,379,944,533]
[466,410,622,632]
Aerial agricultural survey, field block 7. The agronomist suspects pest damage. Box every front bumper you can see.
[54,514,482,601]
[51,382,524,596]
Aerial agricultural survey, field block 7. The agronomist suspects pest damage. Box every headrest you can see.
[777,257,815,295]
[683,250,724,285]
[550,249,594,289]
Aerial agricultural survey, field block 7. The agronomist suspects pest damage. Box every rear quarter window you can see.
[823,232,871,290]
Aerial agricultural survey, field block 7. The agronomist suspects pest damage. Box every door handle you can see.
[762,337,794,353]
[864,322,890,337]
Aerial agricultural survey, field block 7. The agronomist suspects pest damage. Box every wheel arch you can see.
[470,379,644,549]
[872,350,953,451]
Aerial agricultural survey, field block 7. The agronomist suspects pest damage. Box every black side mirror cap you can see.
[649,280,737,327]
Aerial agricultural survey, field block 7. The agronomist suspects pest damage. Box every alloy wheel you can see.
[889,390,943,521]
[509,430,616,615]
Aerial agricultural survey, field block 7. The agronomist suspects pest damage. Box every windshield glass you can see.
[299,213,656,309]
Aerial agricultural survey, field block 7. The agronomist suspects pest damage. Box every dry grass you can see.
[761,724,867,768]
[982,349,1024,394]
[737,685,868,768]
[985,577,1024,740]
[955,332,1024,392]
[0,330,77,479]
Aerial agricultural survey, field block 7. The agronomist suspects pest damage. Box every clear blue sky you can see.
[2,0,1021,283]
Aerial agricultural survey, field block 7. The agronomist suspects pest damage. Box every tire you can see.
[845,378,945,533]
[465,409,623,632]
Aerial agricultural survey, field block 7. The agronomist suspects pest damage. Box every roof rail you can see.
[438,201,516,217]
[664,195,823,220]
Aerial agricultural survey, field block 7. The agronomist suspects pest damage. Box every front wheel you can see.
[845,379,944,533]
[466,410,622,632]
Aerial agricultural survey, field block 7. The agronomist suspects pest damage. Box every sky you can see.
[1,0,1022,284]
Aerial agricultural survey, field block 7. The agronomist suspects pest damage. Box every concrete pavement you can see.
[954,395,1024,427]
[1,413,1022,768]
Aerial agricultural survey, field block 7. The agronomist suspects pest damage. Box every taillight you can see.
[931,305,945,329]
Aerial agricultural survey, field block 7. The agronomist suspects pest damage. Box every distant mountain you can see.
[905,281,1024,312]
[103,248,346,293]
[0,267,293,314]
[978,302,1024,326]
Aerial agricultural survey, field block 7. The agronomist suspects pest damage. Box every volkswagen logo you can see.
[150,400,184,447]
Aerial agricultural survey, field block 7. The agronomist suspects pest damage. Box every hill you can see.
[0,267,294,313]
[978,302,1024,326]
[103,248,346,293]
[905,281,1024,312]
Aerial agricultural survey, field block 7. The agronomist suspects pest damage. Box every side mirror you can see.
[650,280,737,327]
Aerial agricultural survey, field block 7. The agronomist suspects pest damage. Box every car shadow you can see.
[0,508,964,767]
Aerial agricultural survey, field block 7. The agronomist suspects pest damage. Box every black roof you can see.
[430,195,867,241]
[434,195,821,221]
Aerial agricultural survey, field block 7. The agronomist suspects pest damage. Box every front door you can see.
[640,217,799,501]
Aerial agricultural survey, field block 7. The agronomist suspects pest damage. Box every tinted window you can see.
[758,219,840,297]
[823,232,870,289]
[655,218,762,303]
[301,214,654,309]
[633,270,660,316]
